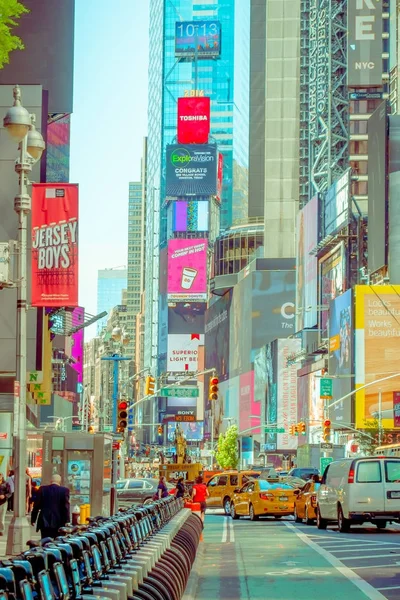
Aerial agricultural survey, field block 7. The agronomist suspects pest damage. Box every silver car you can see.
[116,478,175,505]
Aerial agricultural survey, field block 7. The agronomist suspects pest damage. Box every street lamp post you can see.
[4,85,45,555]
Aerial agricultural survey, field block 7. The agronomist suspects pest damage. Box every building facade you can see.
[96,268,127,333]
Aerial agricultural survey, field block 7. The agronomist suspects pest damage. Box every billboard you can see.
[177,97,210,144]
[319,243,346,340]
[167,333,204,372]
[355,285,400,428]
[323,170,351,238]
[175,21,221,60]
[216,152,223,203]
[167,421,204,442]
[205,292,231,382]
[388,116,400,283]
[296,194,319,330]
[166,144,218,196]
[172,200,209,232]
[167,239,207,302]
[276,339,301,451]
[368,102,387,274]
[46,115,71,183]
[168,302,205,334]
[328,290,353,424]
[347,0,383,87]
[239,371,259,434]
[31,183,78,307]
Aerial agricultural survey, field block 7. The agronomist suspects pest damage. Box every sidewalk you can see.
[0,512,40,558]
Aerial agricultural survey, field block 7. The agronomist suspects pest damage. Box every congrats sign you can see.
[31,184,79,307]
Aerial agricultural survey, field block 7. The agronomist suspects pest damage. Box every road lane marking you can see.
[332,547,400,554]
[229,518,235,543]
[338,554,400,561]
[222,517,227,542]
[376,586,400,591]
[265,568,330,576]
[285,522,388,600]
[353,565,399,570]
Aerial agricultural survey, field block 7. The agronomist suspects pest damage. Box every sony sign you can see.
[347,0,382,87]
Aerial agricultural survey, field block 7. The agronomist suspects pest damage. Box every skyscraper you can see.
[96,268,127,334]
[145,0,251,374]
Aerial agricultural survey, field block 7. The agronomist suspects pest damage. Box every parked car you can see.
[116,478,175,504]
[288,467,319,480]
[316,457,400,532]
[294,479,320,524]
[207,470,261,515]
[230,478,296,521]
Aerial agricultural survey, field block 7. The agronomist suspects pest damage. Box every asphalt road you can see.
[189,509,400,600]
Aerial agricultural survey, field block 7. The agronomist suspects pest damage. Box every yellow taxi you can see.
[293,479,320,524]
[230,478,297,520]
[206,470,261,515]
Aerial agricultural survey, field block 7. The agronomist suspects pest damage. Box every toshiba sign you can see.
[177,97,210,144]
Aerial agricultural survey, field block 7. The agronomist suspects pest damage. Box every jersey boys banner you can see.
[31,183,79,307]
[177,97,210,144]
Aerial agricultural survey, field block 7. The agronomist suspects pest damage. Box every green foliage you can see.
[355,417,380,456]
[214,424,239,469]
[0,0,29,69]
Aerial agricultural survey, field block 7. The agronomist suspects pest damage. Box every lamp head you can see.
[27,119,45,161]
[3,85,31,142]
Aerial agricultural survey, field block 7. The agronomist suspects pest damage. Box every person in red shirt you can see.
[191,475,209,523]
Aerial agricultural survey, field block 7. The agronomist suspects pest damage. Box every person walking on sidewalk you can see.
[31,473,70,539]
[0,473,11,535]
[6,470,14,512]
[191,475,209,523]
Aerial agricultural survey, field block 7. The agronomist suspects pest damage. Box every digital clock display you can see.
[175,21,221,60]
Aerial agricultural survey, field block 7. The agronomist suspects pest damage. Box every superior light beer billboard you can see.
[177,97,210,144]
[31,184,78,307]
[347,0,383,87]
[166,144,218,196]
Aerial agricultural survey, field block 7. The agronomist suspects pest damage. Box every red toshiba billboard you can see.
[31,183,79,307]
[177,96,210,144]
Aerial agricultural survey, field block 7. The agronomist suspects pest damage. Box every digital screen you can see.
[173,200,209,232]
[167,422,204,442]
[167,239,207,302]
[166,144,218,197]
[175,21,221,60]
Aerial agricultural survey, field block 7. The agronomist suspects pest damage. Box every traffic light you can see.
[209,376,219,401]
[145,376,156,396]
[294,424,299,436]
[117,400,128,432]
[322,419,331,442]
[157,425,163,436]
[88,425,94,434]
[299,422,306,436]
[289,425,295,435]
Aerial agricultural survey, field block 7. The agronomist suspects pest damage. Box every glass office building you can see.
[96,269,128,334]
[145,0,251,373]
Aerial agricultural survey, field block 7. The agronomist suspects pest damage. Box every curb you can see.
[182,538,204,600]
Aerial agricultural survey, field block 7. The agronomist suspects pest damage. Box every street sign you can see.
[320,378,333,399]
[261,443,277,451]
[349,91,383,100]
[264,427,285,434]
[320,456,333,473]
[320,442,333,451]
[160,387,199,398]
[103,425,113,432]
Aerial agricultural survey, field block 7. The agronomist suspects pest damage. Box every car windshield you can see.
[258,480,293,491]
[116,481,127,489]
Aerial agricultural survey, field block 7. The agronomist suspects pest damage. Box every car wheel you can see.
[294,504,302,523]
[337,505,351,533]
[249,504,259,521]
[230,502,240,520]
[374,520,387,530]
[143,497,153,505]
[316,507,327,530]
[223,497,231,516]
[305,507,314,525]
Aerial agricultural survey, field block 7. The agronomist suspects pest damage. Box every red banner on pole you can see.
[177,97,210,144]
[31,183,79,307]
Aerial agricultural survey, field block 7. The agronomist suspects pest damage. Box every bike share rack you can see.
[0,495,203,600]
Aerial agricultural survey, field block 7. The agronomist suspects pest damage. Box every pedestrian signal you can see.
[299,422,306,436]
[294,424,299,436]
[157,425,163,435]
[323,419,331,442]
[145,376,156,396]
[289,425,295,436]
[117,400,128,432]
[209,376,219,401]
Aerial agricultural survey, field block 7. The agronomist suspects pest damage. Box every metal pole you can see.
[112,358,119,431]
[210,414,214,469]
[7,131,31,555]
[378,389,382,446]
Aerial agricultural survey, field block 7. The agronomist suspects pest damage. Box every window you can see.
[116,481,126,490]
[208,477,218,487]
[128,481,144,489]
[385,461,400,483]
[350,140,368,154]
[218,476,228,486]
[356,461,381,483]
[246,482,255,493]
[229,475,238,486]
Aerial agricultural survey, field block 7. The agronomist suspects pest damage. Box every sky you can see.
[69,0,149,337]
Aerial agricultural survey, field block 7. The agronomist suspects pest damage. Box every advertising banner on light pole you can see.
[166,144,218,196]
[167,238,207,302]
[31,183,79,307]
[347,0,383,87]
[177,97,210,144]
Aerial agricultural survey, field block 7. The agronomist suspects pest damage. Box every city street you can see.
[188,510,400,600]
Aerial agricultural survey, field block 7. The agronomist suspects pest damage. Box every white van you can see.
[316,457,400,532]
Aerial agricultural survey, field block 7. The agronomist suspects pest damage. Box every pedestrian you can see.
[0,473,11,535]
[191,475,209,523]
[26,468,32,514]
[157,476,169,499]
[175,477,185,499]
[29,481,39,512]
[6,470,14,512]
[31,473,70,539]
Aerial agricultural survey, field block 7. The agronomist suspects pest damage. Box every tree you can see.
[0,0,29,70]
[214,424,239,469]
[355,417,380,456]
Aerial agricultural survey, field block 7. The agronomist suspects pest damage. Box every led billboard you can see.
[167,421,204,442]
[177,97,210,144]
[175,21,221,60]
[296,194,319,330]
[239,371,259,434]
[172,200,209,232]
[168,302,205,335]
[323,170,351,238]
[355,285,400,429]
[388,116,400,283]
[319,243,346,340]
[205,292,231,382]
[328,290,353,424]
[167,333,204,373]
[167,239,207,302]
[276,339,301,451]
[347,0,383,87]
[368,102,387,274]
[166,144,218,196]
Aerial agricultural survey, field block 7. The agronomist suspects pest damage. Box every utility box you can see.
[296,443,345,469]
[42,432,112,516]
